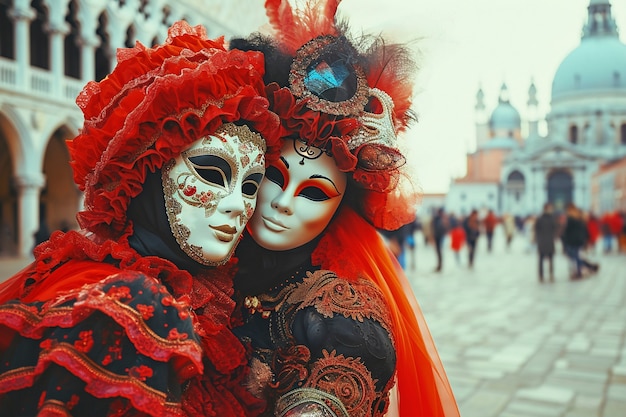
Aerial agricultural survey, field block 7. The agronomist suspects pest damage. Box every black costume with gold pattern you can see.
[232,242,396,417]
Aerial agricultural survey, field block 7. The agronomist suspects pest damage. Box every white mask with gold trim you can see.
[162,123,266,265]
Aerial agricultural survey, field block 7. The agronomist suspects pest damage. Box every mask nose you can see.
[218,189,245,218]
[270,191,294,215]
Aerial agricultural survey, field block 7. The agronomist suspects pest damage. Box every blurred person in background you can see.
[431,207,449,272]
[585,211,601,254]
[524,214,537,254]
[405,217,421,270]
[482,209,498,253]
[601,210,624,253]
[420,210,433,246]
[450,219,466,266]
[502,212,516,251]
[463,209,480,269]
[561,203,599,279]
[618,211,626,253]
[534,203,559,282]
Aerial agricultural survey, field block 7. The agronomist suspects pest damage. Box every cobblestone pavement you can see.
[404,230,626,417]
[1,231,624,417]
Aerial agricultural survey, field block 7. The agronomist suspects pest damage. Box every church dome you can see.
[489,83,521,130]
[552,38,626,99]
[489,102,521,130]
[551,0,626,100]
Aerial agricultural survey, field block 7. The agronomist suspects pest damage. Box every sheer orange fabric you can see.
[313,206,460,416]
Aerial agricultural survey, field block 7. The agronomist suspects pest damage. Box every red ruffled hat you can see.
[259,0,419,230]
[70,21,281,240]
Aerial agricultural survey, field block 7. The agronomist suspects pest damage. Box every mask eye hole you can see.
[242,172,264,198]
[297,186,332,201]
[295,177,341,202]
[187,155,231,188]
[265,164,287,190]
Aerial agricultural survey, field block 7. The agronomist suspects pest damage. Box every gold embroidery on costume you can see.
[240,269,396,417]
[287,270,394,337]
[305,350,376,417]
[275,387,350,417]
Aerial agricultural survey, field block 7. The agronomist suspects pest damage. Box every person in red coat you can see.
[586,212,601,253]
[450,223,466,265]
[482,209,498,252]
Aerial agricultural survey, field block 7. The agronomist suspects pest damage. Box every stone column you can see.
[46,24,70,96]
[8,0,35,89]
[14,174,45,258]
[44,0,71,96]
[78,35,99,82]
[77,5,101,82]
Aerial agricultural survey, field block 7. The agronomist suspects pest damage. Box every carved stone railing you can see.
[0,57,85,107]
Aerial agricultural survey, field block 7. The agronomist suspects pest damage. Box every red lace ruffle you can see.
[70,21,281,240]
[266,83,359,172]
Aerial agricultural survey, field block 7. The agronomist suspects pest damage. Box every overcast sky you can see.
[337,0,626,193]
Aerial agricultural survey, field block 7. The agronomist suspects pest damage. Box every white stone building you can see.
[446,0,626,218]
[0,0,266,257]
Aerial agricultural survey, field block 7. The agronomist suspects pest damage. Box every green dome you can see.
[552,37,626,99]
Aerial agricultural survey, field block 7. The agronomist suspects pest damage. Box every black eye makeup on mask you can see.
[187,155,232,188]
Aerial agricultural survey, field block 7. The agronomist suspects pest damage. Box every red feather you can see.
[265,0,298,53]
[265,0,341,55]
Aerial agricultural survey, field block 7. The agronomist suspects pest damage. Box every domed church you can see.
[446,0,626,217]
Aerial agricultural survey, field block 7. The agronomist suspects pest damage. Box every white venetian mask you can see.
[162,123,266,265]
[247,139,347,251]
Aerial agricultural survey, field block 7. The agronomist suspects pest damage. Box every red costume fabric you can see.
[0,231,259,416]
[0,20,281,417]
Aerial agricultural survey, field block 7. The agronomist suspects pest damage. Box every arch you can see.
[0,106,31,172]
[506,170,525,202]
[569,125,578,144]
[0,1,13,59]
[162,6,172,26]
[139,0,150,19]
[507,171,524,182]
[0,114,19,255]
[64,0,81,79]
[95,12,111,81]
[41,126,79,233]
[125,24,136,48]
[30,0,50,70]
[547,170,573,212]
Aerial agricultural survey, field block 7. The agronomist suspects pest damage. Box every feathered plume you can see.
[362,38,418,131]
[265,0,341,55]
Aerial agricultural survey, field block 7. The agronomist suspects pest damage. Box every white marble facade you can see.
[447,0,626,218]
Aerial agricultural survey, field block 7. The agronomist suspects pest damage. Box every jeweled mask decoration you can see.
[289,35,369,116]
